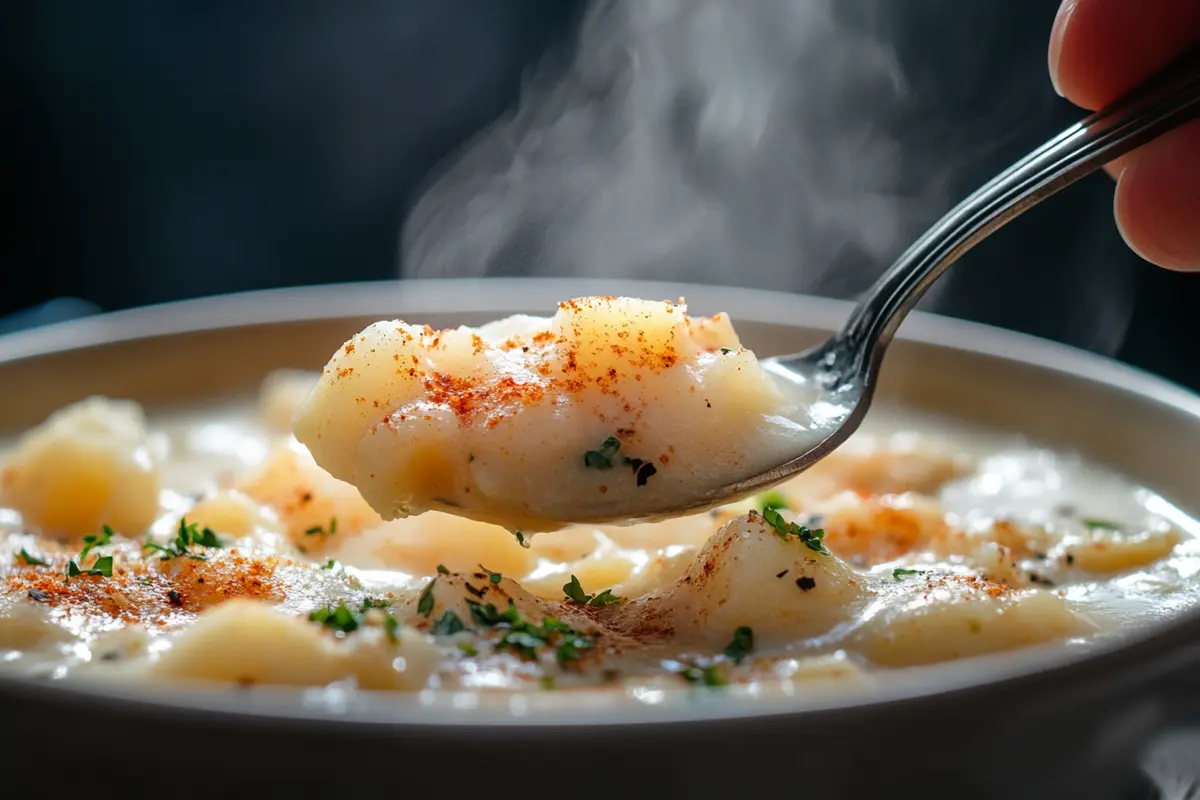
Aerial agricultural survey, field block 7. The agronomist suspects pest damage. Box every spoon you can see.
[686,45,1200,515]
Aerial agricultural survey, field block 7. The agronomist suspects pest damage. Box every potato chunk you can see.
[149,598,439,690]
[1,397,161,538]
[292,297,815,532]
[629,512,866,647]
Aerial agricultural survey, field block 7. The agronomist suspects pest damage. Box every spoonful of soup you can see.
[293,47,1198,536]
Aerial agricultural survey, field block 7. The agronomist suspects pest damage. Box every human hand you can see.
[1049,0,1199,271]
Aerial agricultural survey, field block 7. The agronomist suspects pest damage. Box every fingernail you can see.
[1048,0,1074,98]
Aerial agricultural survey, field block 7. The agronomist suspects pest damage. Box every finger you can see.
[1113,120,1200,272]
[1049,0,1200,110]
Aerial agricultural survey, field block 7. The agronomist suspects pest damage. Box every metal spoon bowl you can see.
[676,45,1200,517]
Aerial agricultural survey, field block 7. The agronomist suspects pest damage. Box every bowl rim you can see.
[2,277,1200,730]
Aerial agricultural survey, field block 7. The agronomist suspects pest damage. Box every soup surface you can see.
[1,325,1198,697]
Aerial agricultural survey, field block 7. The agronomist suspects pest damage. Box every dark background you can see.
[2,1,1196,389]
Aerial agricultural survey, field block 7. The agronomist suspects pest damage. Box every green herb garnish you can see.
[760,507,830,555]
[310,600,399,642]
[457,641,479,657]
[436,563,450,575]
[432,610,466,636]
[383,614,400,644]
[719,347,734,355]
[417,579,436,617]
[463,601,594,665]
[563,575,589,604]
[583,436,621,469]
[513,531,530,549]
[65,525,117,582]
[142,517,224,561]
[309,604,360,634]
[304,517,338,538]
[479,564,503,585]
[723,626,754,664]
[496,629,548,660]
[65,555,113,581]
[17,548,49,567]
[892,568,924,580]
[321,559,341,570]
[79,525,114,561]
[755,491,789,512]
[671,661,727,687]
[1081,518,1122,532]
[467,599,521,627]
[554,631,593,664]
[562,575,624,607]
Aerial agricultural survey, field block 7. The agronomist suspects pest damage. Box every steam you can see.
[400,0,944,299]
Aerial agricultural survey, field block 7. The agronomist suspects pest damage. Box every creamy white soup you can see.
[0,301,1197,695]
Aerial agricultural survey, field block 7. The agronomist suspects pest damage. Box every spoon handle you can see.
[834,45,1200,382]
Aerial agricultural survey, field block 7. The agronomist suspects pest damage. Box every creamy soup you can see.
[0,313,1198,696]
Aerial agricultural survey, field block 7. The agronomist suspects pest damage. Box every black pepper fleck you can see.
[775,569,789,579]
[636,462,657,487]
[167,589,183,607]
[796,576,817,591]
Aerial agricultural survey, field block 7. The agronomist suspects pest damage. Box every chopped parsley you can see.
[65,525,117,581]
[65,555,113,581]
[417,579,437,617]
[467,599,521,627]
[309,599,400,641]
[1081,518,1122,532]
[892,568,924,580]
[384,614,401,644]
[80,525,114,560]
[665,660,728,687]
[496,629,547,660]
[432,610,466,636]
[436,563,450,575]
[17,548,49,567]
[562,575,623,607]
[760,507,830,555]
[309,604,360,634]
[465,599,594,665]
[321,559,341,570]
[723,626,754,664]
[512,530,530,549]
[553,630,593,664]
[719,347,734,355]
[583,436,621,469]
[304,517,338,538]
[479,564,503,585]
[755,491,789,512]
[142,517,223,561]
[457,641,479,657]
